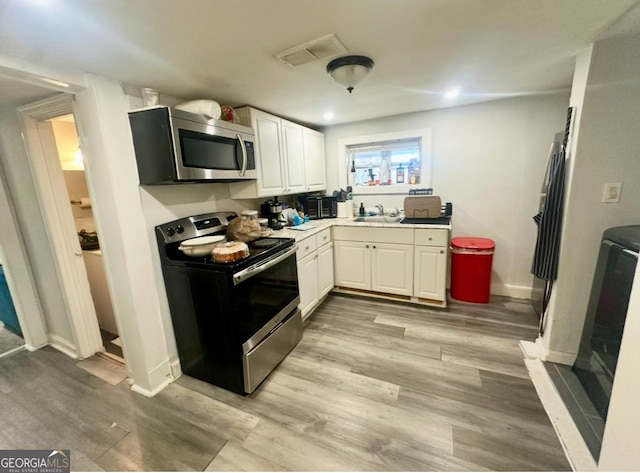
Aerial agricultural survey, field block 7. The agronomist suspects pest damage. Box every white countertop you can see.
[270,216,451,242]
[269,218,347,241]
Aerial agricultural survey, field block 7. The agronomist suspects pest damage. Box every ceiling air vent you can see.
[275,34,348,67]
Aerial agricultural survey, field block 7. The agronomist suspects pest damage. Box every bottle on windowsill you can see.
[408,161,416,184]
[396,164,405,184]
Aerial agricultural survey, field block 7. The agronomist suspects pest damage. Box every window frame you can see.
[337,128,432,195]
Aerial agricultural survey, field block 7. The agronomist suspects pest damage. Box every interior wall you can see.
[0,104,75,347]
[139,181,251,368]
[0,159,48,348]
[63,171,95,233]
[324,93,570,297]
[526,33,640,471]
[124,92,260,368]
[0,58,180,394]
[73,74,174,395]
[543,33,640,363]
[51,120,82,170]
[52,119,96,233]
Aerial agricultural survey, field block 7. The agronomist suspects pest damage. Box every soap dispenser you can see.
[359,203,365,216]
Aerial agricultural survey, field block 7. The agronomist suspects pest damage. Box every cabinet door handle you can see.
[365,244,370,249]
[372,245,377,249]
[305,245,310,251]
[428,237,433,241]
[440,250,445,254]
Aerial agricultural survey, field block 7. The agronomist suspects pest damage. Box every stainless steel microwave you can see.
[128,106,256,184]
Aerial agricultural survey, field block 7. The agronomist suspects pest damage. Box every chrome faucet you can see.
[375,204,384,216]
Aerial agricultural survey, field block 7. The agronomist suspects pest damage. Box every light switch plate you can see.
[602,182,622,203]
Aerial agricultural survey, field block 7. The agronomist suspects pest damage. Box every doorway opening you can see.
[48,114,123,362]
[0,251,24,358]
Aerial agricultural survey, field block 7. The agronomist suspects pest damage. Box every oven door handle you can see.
[233,244,298,285]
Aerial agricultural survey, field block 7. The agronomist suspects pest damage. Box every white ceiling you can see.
[1,0,639,126]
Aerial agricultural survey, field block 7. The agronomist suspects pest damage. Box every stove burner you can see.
[251,238,282,249]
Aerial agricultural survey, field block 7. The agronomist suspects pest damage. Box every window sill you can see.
[351,184,429,196]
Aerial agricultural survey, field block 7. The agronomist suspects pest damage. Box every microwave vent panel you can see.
[275,34,348,67]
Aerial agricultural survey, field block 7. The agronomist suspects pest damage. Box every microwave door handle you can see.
[237,134,247,177]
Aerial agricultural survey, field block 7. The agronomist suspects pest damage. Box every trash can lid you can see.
[451,237,495,250]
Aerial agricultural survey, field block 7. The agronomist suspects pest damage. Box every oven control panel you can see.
[157,211,236,243]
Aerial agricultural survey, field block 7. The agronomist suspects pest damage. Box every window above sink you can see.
[338,128,432,196]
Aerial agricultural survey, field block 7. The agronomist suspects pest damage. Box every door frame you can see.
[17,94,103,359]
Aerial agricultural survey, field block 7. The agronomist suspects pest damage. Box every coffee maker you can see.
[260,197,284,230]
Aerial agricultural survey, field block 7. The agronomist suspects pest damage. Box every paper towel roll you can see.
[345,200,354,217]
[79,197,92,209]
[337,202,347,218]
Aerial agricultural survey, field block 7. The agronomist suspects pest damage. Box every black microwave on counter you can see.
[128,106,256,185]
[302,196,337,220]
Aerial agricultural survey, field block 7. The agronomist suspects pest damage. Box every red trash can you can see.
[450,237,495,303]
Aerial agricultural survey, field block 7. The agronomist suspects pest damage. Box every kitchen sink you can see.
[352,216,403,223]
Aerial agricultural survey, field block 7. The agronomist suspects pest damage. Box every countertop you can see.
[270,216,451,242]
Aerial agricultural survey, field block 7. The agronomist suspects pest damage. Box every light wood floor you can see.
[0,294,571,471]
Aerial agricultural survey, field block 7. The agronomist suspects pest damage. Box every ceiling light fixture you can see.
[444,88,461,99]
[326,55,374,93]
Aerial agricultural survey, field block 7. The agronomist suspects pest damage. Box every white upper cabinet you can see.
[229,107,326,199]
[302,128,326,192]
[253,109,285,195]
[281,120,306,194]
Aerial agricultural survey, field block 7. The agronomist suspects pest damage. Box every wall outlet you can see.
[602,182,622,203]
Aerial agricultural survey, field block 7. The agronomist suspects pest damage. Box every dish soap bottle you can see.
[359,203,365,216]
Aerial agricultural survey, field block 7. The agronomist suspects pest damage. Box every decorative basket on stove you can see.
[78,229,99,250]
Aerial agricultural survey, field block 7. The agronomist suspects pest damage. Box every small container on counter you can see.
[241,210,258,220]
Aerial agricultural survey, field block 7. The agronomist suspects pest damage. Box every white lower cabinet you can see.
[333,241,371,290]
[317,241,334,298]
[413,229,449,305]
[298,251,319,316]
[296,228,333,321]
[371,243,414,296]
[334,241,413,296]
[414,245,447,301]
[333,225,448,307]
[333,226,415,297]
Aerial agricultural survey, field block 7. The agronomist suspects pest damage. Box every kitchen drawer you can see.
[333,226,413,245]
[414,229,448,247]
[315,228,331,247]
[296,235,317,261]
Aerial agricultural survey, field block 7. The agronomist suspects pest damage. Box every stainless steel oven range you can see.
[155,212,302,394]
